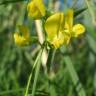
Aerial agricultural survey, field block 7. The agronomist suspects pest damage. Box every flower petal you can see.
[45,12,64,41]
[72,24,85,37]
[51,32,70,48]
[34,0,46,16]
[65,9,73,30]
[63,34,71,45]
[51,32,64,48]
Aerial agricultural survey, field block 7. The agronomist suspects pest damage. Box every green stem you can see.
[64,56,86,96]
[24,49,43,96]
[46,49,54,73]
[48,49,56,76]
[31,49,43,96]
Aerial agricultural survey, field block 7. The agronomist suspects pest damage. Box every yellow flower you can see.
[14,25,30,46]
[65,9,85,37]
[45,12,70,49]
[51,31,70,48]
[27,0,46,19]
[45,9,85,49]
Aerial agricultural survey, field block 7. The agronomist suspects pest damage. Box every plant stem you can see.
[24,49,43,96]
[31,49,43,96]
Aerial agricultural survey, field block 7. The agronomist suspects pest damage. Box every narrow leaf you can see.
[74,7,87,17]
[0,0,26,5]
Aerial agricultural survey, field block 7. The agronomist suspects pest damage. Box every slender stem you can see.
[46,49,54,73]
[24,73,32,96]
[48,0,53,10]
[35,20,48,69]
[31,49,43,96]
[49,49,56,74]
[24,49,43,96]
[64,56,86,96]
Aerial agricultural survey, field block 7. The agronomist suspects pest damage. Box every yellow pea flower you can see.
[51,31,70,48]
[14,25,30,46]
[65,9,85,37]
[45,9,85,49]
[45,12,71,49]
[27,0,46,19]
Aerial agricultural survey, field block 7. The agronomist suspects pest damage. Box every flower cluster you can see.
[14,0,85,49]
[45,10,85,48]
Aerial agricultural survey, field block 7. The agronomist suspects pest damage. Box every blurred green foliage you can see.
[0,0,96,96]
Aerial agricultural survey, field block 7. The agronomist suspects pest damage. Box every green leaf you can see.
[87,34,96,54]
[0,0,26,5]
[0,88,49,96]
[64,56,87,96]
[74,7,87,17]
